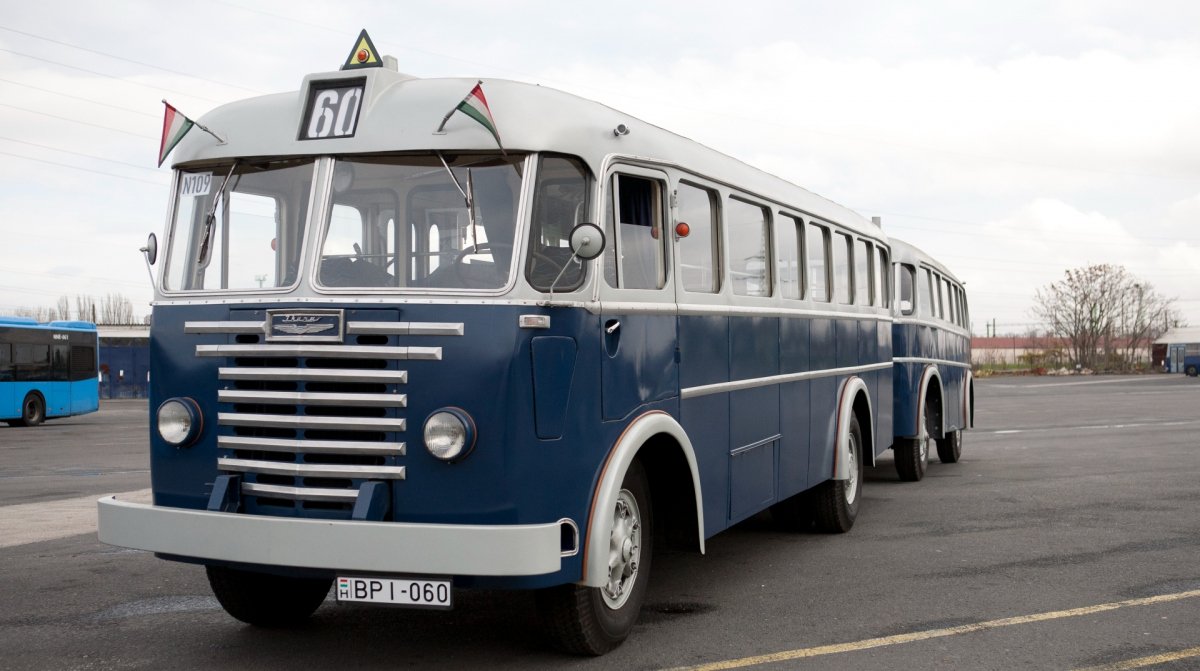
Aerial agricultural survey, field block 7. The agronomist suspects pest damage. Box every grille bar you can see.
[218,413,406,431]
[219,457,406,480]
[218,367,408,384]
[184,321,264,334]
[241,482,359,503]
[349,321,464,336]
[197,344,441,360]
[219,435,405,456]
[218,389,406,407]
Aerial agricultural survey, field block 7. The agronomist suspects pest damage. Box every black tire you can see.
[937,429,963,464]
[537,460,653,655]
[8,393,45,427]
[206,565,331,627]
[1187,365,1198,377]
[812,414,863,534]
[895,396,934,481]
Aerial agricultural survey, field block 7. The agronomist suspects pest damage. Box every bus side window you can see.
[676,182,720,293]
[807,223,830,302]
[526,155,591,292]
[876,245,890,309]
[832,231,852,305]
[0,343,11,381]
[727,197,771,297]
[917,268,934,317]
[776,214,803,300]
[899,263,916,315]
[606,174,666,290]
[854,238,872,306]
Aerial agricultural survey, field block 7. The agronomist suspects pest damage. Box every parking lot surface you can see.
[2,376,1199,670]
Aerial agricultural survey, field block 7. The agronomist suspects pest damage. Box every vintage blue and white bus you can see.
[98,38,894,654]
[0,317,99,426]
[889,239,973,481]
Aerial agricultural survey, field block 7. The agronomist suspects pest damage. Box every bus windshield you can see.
[317,154,523,291]
[165,159,316,291]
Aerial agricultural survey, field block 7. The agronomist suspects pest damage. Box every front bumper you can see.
[97,494,563,576]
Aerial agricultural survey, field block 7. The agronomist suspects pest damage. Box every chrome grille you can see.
[187,316,462,513]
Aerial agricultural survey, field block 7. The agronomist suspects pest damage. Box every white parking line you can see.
[0,489,152,549]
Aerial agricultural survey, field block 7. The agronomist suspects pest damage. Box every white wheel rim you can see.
[602,488,642,609]
[844,432,860,505]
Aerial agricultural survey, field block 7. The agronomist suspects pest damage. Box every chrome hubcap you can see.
[603,488,641,609]
[845,433,860,505]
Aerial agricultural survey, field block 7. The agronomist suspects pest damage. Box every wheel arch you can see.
[834,376,874,477]
[581,410,704,588]
[917,365,945,439]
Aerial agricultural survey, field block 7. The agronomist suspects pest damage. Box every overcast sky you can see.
[1,0,1198,333]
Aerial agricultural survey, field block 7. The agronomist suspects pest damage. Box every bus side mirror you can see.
[141,233,158,266]
[569,223,605,261]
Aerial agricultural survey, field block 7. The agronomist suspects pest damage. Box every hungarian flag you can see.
[438,81,504,154]
[158,101,195,167]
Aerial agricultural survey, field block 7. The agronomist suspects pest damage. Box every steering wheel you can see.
[453,242,514,288]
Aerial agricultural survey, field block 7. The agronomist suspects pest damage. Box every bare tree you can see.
[1033,264,1178,371]
[75,294,97,323]
[99,292,135,324]
[55,295,72,321]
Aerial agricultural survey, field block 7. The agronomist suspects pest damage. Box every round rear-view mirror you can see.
[141,232,158,266]
[569,223,605,261]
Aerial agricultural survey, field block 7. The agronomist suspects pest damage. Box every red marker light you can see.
[357,49,369,63]
[675,222,691,238]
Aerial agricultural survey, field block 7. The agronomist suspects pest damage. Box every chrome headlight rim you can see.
[423,407,477,463]
[157,397,202,447]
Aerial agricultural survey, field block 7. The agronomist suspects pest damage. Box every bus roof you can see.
[172,64,879,237]
[890,238,963,285]
[0,317,97,331]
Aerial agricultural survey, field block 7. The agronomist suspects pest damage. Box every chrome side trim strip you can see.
[348,321,465,336]
[681,362,892,399]
[197,344,441,360]
[240,482,359,503]
[217,368,408,384]
[219,435,405,456]
[218,390,407,407]
[219,457,406,480]
[893,357,972,369]
[217,413,406,431]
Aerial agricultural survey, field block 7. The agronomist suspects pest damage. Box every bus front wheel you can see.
[8,393,45,427]
[537,460,653,655]
[206,565,331,627]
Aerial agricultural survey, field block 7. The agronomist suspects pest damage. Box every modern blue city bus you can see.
[0,317,99,426]
[98,34,894,654]
[889,239,973,481]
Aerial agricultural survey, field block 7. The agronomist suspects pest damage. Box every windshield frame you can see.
[309,152,535,298]
[159,157,321,297]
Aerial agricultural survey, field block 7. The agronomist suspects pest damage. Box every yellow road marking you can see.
[1073,646,1200,671]
[669,589,1200,671]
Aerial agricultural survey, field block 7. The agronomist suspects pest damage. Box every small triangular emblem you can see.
[342,29,382,70]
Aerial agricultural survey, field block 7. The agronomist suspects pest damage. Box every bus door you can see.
[597,166,677,422]
[669,179,735,531]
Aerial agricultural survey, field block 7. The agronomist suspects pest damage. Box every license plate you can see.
[335,576,452,609]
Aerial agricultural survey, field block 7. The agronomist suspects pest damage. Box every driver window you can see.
[604,174,666,290]
[526,155,591,292]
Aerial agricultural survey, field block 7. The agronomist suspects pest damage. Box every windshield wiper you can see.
[435,152,479,247]
[196,161,238,269]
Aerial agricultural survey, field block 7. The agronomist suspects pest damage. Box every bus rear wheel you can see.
[812,414,863,533]
[206,565,331,627]
[537,460,653,655]
[1187,365,1198,377]
[8,393,45,427]
[895,397,934,482]
[937,429,963,463]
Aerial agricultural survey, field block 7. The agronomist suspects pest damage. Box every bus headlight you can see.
[423,408,476,462]
[157,397,202,447]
